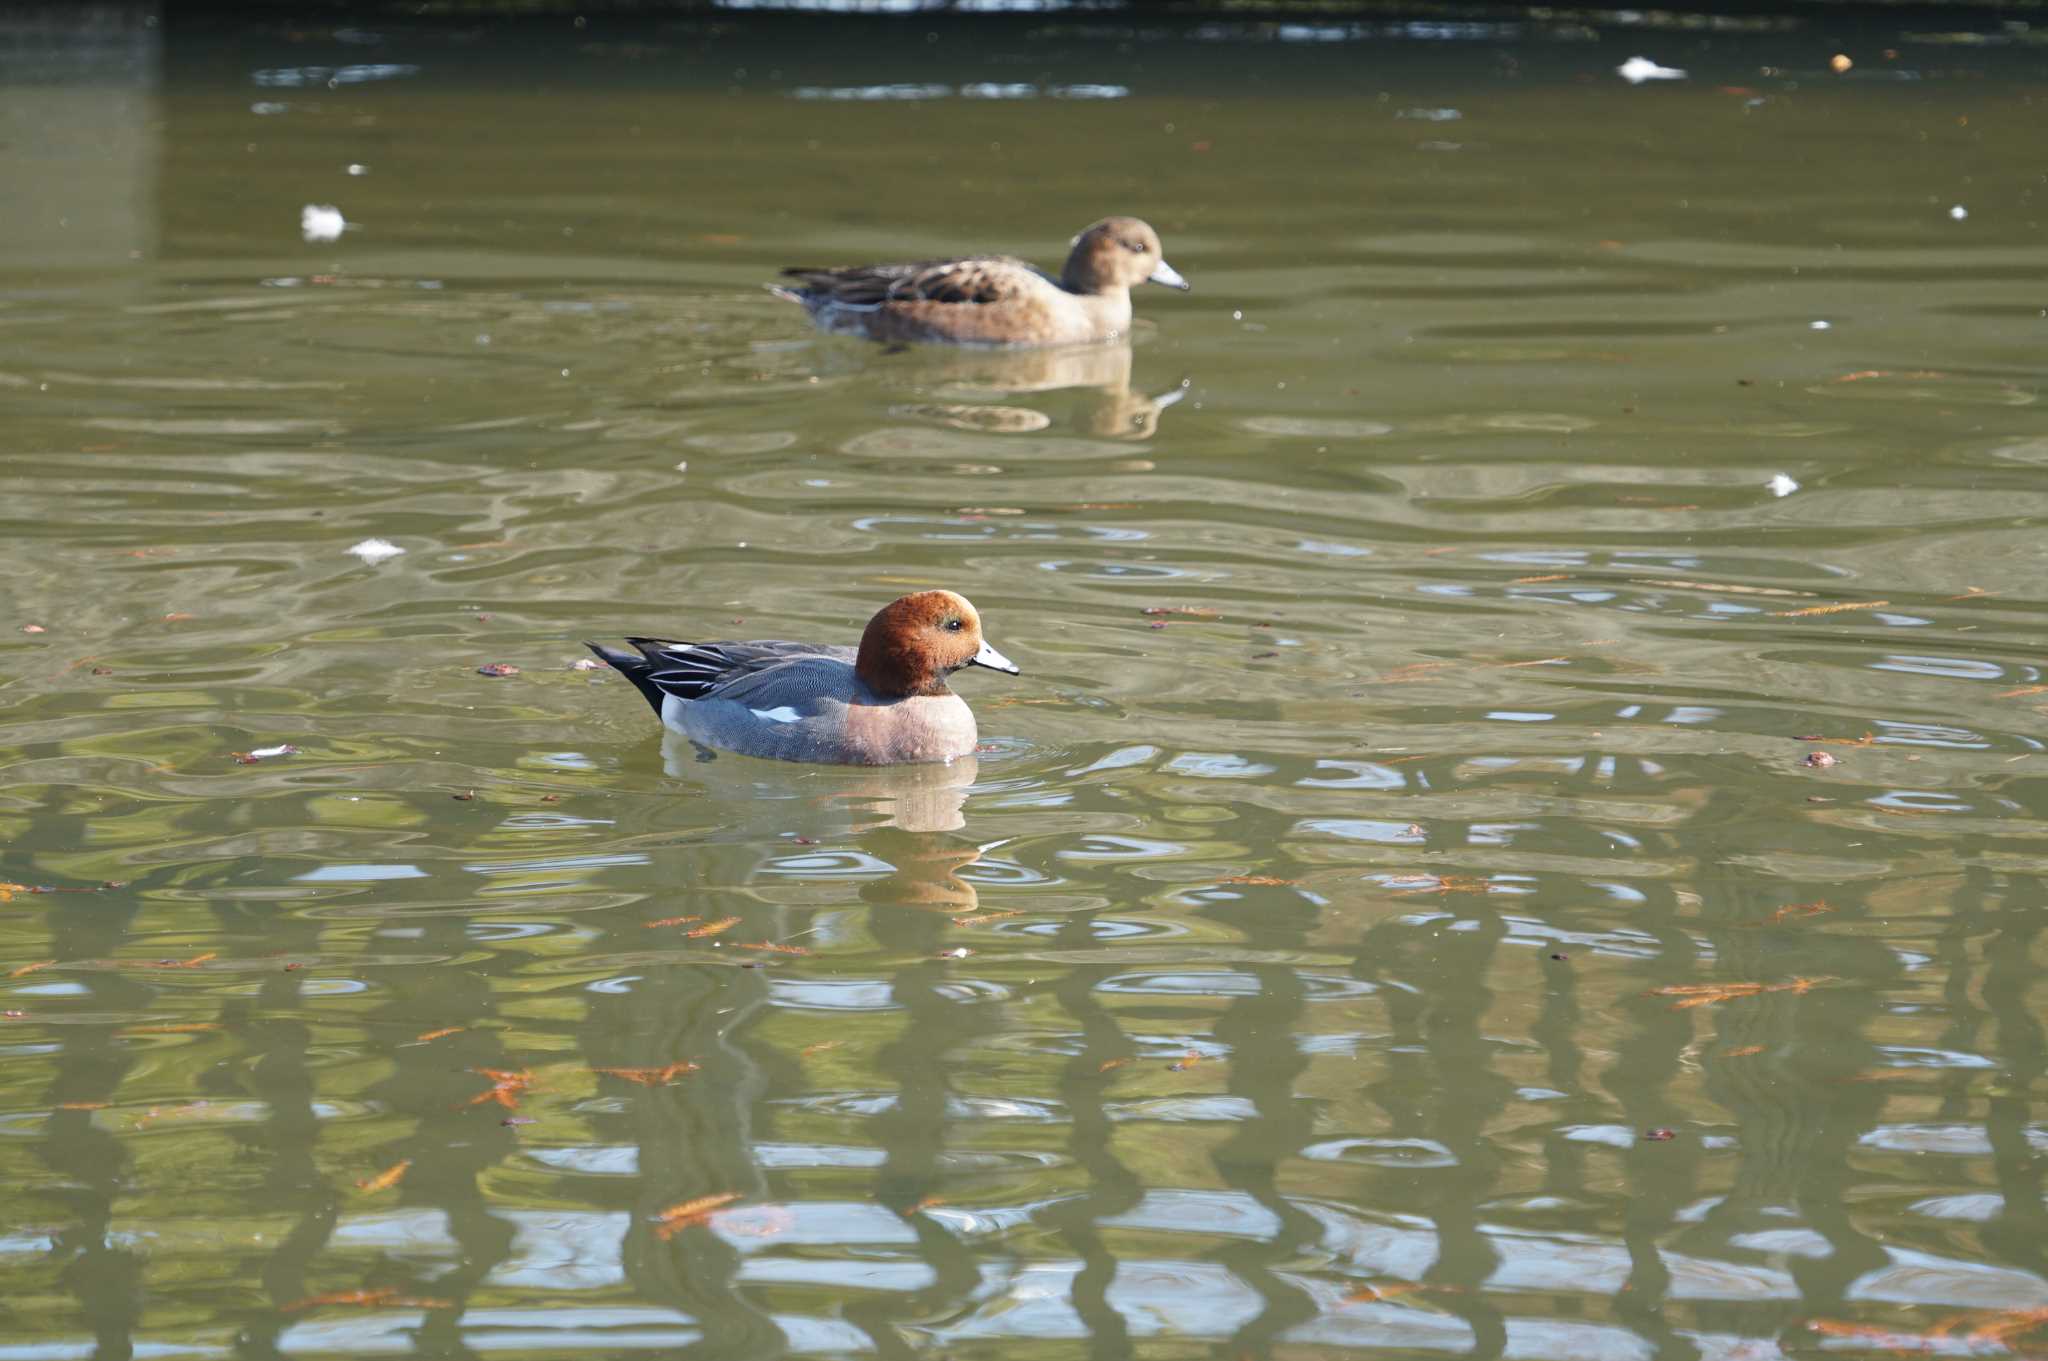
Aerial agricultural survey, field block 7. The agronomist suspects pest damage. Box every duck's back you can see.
[777,255,1119,346]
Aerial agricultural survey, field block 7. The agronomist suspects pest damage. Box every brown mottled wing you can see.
[780,256,1050,308]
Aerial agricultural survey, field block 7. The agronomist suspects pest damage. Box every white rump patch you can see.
[749,705,803,724]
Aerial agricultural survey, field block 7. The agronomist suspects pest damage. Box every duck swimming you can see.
[771,216,1188,347]
[587,591,1018,765]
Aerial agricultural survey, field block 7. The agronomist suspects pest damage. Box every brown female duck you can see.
[770,216,1188,347]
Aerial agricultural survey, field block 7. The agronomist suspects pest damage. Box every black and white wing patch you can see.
[586,637,829,717]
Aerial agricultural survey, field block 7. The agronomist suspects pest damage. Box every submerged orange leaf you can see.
[949,910,1021,927]
[592,1061,700,1086]
[1217,875,1302,886]
[463,1068,534,1109]
[1721,1046,1767,1059]
[799,1041,841,1059]
[736,941,809,955]
[686,917,741,938]
[1510,574,1570,584]
[643,915,701,929]
[414,1026,465,1043]
[1652,977,1827,1010]
[9,960,56,978]
[355,1159,412,1193]
[119,1022,220,1035]
[1096,1057,1134,1074]
[653,1191,741,1239]
[1800,1319,1936,1348]
[1388,874,1490,895]
[1760,900,1833,925]
[901,1195,948,1218]
[1342,1281,1429,1304]
[1944,1306,2048,1345]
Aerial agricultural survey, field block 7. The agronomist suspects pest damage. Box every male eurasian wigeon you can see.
[587,591,1018,765]
[770,216,1188,347]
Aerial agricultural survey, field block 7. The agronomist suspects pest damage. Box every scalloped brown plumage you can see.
[771,216,1188,347]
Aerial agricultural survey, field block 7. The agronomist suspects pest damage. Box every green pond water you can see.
[4,8,2048,1359]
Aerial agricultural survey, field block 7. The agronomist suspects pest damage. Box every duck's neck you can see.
[854,643,954,700]
[1060,259,1131,299]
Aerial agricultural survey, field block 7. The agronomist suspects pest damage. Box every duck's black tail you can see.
[585,642,667,717]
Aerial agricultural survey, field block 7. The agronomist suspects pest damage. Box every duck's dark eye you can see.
[944,618,964,632]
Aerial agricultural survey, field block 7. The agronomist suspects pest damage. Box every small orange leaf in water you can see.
[736,941,809,955]
[464,1068,534,1109]
[686,917,741,938]
[1800,1319,1929,1346]
[1996,684,2048,700]
[1218,875,1302,886]
[1510,574,1570,584]
[1721,1045,1766,1058]
[1760,900,1833,925]
[1096,1057,1134,1073]
[1651,977,1826,1010]
[799,1040,841,1058]
[1169,1050,1204,1071]
[119,1022,220,1035]
[1141,605,1221,618]
[593,1060,700,1086]
[281,1288,398,1313]
[654,1191,742,1239]
[1388,874,1490,895]
[901,1195,948,1218]
[949,910,1021,927]
[414,1026,465,1043]
[163,612,196,623]
[355,1159,412,1193]
[1342,1281,1427,1304]
[58,1101,109,1110]
[1771,600,1889,618]
[1950,1307,2048,1345]
[9,960,56,978]
[643,915,701,928]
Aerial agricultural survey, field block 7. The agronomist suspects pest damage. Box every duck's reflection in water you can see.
[661,732,985,911]
[661,733,980,836]
[888,341,1187,440]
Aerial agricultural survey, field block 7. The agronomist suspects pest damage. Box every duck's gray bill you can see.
[972,640,1021,674]
[1149,259,1190,290]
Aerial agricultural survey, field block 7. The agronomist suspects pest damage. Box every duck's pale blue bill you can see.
[1149,259,1190,290]
[971,640,1021,674]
